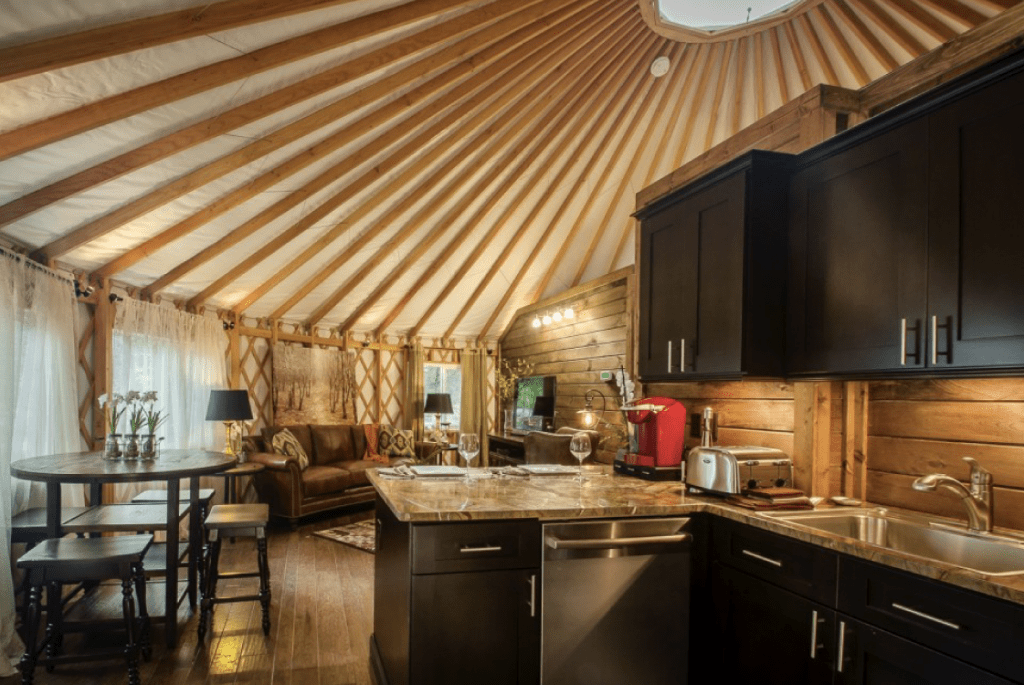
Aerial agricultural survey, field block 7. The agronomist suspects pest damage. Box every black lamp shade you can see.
[532,396,555,418]
[205,390,253,422]
[424,393,453,415]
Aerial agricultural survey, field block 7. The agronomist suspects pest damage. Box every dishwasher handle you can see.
[545,532,692,551]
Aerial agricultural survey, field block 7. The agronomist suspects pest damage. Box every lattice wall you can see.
[239,333,272,433]
[75,302,96,449]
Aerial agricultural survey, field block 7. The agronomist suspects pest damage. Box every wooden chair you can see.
[197,503,271,640]
[17,534,153,685]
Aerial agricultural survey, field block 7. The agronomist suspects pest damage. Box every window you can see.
[658,0,799,29]
[424,363,461,431]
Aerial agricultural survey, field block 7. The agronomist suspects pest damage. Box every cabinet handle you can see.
[528,574,537,618]
[892,602,961,630]
[680,339,686,372]
[667,340,673,373]
[900,318,907,366]
[931,315,938,365]
[741,549,782,567]
[460,545,503,554]
[837,620,846,673]
[810,610,822,659]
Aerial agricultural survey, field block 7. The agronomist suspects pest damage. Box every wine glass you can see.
[459,433,480,481]
[570,433,591,483]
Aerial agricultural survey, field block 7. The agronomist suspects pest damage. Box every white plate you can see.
[409,465,466,477]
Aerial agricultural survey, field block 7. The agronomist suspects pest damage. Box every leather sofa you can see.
[244,424,439,526]
[523,427,602,465]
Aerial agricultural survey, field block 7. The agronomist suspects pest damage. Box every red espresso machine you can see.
[613,396,687,481]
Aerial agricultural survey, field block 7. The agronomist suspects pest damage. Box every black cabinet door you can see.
[410,568,539,685]
[835,618,1013,685]
[711,563,835,685]
[788,120,929,374]
[928,66,1024,370]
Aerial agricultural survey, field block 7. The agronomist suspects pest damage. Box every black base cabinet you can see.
[371,499,540,685]
[708,519,1024,685]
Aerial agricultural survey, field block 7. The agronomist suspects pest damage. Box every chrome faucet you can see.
[912,457,993,533]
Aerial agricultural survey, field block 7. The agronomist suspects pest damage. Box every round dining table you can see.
[12,449,236,647]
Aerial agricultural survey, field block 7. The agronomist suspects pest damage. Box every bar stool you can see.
[17,534,153,685]
[197,503,271,640]
[131,487,216,522]
[12,507,92,624]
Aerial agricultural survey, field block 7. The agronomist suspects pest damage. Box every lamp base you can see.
[223,422,240,458]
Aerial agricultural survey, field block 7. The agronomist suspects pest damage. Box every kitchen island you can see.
[369,468,1024,685]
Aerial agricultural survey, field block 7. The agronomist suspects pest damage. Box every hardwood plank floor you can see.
[3,506,377,685]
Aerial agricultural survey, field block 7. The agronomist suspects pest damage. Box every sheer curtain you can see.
[112,298,227,501]
[1,250,83,676]
[460,347,490,465]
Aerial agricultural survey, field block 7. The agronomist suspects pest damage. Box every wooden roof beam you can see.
[30,0,555,261]
[882,0,960,43]
[796,12,841,84]
[190,0,623,313]
[815,5,872,85]
[0,0,368,84]
[844,0,929,56]
[319,17,649,330]
[704,40,738,151]
[919,0,988,28]
[304,11,645,328]
[732,38,749,136]
[769,28,793,106]
[0,0,487,164]
[832,0,901,72]
[94,0,588,279]
[670,42,719,169]
[753,32,767,120]
[783,21,815,92]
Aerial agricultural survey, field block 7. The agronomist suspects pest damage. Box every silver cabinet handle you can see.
[810,610,821,659]
[460,545,503,554]
[741,549,782,567]
[667,340,672,373]
[931,315,938,365]
[528,574,537,618]
[680,339,686,372]
[546,533,691,550]
[837,620,846,673]
[892,602,961,630]
[900,318,907,366]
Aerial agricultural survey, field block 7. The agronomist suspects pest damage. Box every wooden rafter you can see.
[919,0,987,28]
[670,43,718,169]
[832,0,901,72]
[0,0,484,165]
[142,0,598,302]
[815,4,872,85]
[471,37,662,340]
[783,20,815,92]
[797,12,841,84]
[94,0,579,279]
[732,38,749,135]
[246,1,628,321]
[754,32,767,119]
[769,27,793,106]
[845,0,930,56]
[0,0,367,85]
[307,8,645,328]
[704,41,737,151]
[883,0,960,42]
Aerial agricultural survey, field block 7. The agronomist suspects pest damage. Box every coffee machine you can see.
[613,396,687,481]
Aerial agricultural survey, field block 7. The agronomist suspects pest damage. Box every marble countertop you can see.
[368,466,1024,606]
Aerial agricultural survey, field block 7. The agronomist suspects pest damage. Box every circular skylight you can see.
[658,0,800,30]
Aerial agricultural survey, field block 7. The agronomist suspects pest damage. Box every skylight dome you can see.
[658,0,800,29]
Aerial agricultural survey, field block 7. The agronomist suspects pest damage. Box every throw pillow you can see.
[363,424,388,464]
[379,425,416,460]
[271,428,310,470]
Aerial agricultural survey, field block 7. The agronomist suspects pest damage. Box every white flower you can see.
[113,393,125,404]
[143,390,158,403]
[126,390,142,402]
[97,393,108,407]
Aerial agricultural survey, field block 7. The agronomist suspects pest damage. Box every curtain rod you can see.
[0,246,73,285]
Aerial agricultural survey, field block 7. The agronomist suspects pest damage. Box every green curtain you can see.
[460,347,490,465]
[404,341,424,440]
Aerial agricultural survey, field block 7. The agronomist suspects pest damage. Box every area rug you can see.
[313,520,376,553]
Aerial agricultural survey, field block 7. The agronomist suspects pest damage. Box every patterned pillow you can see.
[378,425,415,460]
[271,428,310,470]
[363,424,388,464]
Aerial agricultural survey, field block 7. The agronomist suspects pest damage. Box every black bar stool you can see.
[12,507,92,624]
[197,503,271,640]
[17,534,153,685]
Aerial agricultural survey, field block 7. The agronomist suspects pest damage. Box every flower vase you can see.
[124,434,140,460]
[503,408,514,435]
[103,434,122,460]
[141,434,157,460]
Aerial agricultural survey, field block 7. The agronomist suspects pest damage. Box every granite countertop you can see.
[368,466,1024,607]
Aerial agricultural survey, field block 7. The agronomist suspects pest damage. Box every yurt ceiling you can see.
[0,0,1016,341]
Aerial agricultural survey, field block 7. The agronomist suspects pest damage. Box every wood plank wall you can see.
[499,270,632,463]
[867,378,1024,531]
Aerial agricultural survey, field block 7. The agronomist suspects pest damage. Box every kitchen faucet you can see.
[912,456,992,533]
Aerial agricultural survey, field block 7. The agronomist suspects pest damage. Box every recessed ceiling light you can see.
[650,56,670,77]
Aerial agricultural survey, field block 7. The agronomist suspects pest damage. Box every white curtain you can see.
[1,249,83,676]
[112,298,227,501]
[460,347,490,465]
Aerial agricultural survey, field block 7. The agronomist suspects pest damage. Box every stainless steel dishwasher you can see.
[541,517,692,685]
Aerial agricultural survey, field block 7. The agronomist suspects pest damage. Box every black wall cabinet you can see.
[636,151,792,381]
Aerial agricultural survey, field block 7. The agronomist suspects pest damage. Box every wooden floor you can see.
[3,506,377,685]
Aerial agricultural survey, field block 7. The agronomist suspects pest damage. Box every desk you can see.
[11,449,235,647]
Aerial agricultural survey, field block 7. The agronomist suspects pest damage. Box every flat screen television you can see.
[512,375,556,431]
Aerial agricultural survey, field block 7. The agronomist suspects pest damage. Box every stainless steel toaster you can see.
[684,446,792,495]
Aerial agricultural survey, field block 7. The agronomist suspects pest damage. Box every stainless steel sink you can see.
[763,507,1024,576]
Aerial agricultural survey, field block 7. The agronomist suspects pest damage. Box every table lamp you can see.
[206,389,253,456]
[577,389,607,428]
[532,395,555,431]
[424,393,453,443]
